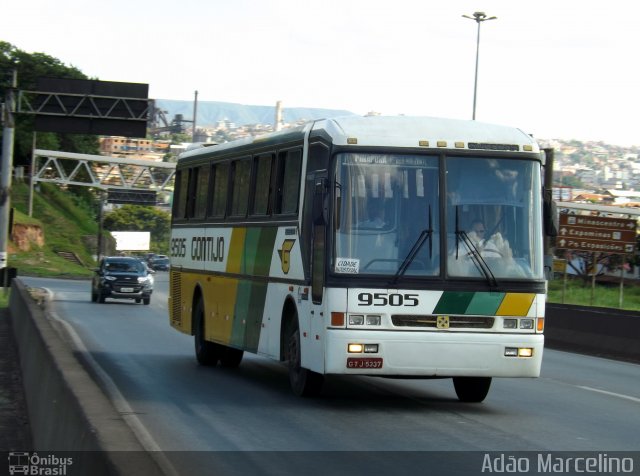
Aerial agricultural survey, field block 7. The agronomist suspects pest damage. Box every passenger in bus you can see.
[469,220,487,247]
[468,220,511,260]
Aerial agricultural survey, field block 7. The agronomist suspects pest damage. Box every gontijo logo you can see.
[277,239,296,274]
[170,236,225,262]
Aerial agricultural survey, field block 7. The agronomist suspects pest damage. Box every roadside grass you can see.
[9,248,93,279]
[8,182,97,280]
[547,277,640,312]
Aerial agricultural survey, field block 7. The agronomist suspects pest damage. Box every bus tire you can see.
[194,299,220,366]
[453,377,492,402]
[287,319,323,397]
[220,347,244,368]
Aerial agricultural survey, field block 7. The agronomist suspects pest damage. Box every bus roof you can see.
[179,115,539,162]
[315,115,539,152]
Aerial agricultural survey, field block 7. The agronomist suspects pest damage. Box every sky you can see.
[3,0,640,146]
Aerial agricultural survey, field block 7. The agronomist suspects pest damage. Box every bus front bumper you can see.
[324,330,543,377]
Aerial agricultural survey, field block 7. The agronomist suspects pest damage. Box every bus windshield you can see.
[446,156,543,280]
[334,153,440,277]
[333,152,543,280]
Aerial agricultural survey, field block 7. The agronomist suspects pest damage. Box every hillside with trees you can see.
[0,41,100,167]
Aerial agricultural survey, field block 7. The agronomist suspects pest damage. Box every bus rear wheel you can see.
[287,321,323,397]
[194,299,220,366]
[453,377,492,402]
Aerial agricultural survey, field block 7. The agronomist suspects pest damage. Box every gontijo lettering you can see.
[191,236,225,262]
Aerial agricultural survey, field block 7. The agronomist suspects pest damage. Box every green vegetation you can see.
[547,277,640,311]
[1,41,100,166]
[8,181,170,279]
[0,290,9,308]
[9,182,98,278]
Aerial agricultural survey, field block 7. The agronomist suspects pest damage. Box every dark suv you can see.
[91,256,154,305]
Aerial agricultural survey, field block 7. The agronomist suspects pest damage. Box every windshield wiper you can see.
[454,207,498,289]
[390,206,433,285]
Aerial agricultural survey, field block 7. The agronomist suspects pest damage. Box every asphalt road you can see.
[19,276,640,475]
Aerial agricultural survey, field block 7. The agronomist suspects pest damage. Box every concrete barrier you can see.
[545,303,640,364]
[9,279,163,475]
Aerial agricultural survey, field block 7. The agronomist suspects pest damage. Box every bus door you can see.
[306,170,329,372]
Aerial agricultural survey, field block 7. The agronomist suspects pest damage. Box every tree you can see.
[0,41,99,167]
[103,205,171,253]
[560,175,584,188]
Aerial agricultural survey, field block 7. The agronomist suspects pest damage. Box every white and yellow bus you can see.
[168,115,552,402]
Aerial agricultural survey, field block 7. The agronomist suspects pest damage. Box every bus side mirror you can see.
[312,177,328,226]
[543,198,558,237]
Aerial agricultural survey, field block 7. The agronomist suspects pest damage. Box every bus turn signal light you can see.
[537,318,545,332]
[331,312,345,327]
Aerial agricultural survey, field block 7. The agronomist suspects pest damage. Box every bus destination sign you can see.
[557,215,637,253]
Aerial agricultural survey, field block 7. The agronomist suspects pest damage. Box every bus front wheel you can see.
[453,377,492,402]
[287,321,323,397]
[194,299,220,366]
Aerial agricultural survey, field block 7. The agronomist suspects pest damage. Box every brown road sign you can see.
[557,215,637,253]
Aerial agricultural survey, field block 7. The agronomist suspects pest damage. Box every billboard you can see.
[111,231,150,251]
[32,78,149,137]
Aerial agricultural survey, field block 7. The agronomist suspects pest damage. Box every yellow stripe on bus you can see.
[496,293,536,316]
[205,275,239,345]
[227,227,247,274]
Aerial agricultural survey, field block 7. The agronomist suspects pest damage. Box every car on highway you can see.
[91,256,154,305]
[149,256,170,271]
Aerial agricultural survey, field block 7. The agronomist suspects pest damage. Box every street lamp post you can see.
[462,11,497,120]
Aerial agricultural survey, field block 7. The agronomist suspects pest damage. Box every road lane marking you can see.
[578,385,640,404]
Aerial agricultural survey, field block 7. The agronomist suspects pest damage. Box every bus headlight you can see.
[348,314,381,326]
[348,343,379,353]
[349,315,364,325]
[503,319,517,329]
[520,319,534,330]
[365,315,381,326]
[505,347,534,358]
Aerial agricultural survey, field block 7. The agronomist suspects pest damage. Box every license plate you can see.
[346,357,383,369]
[120,287,134,292]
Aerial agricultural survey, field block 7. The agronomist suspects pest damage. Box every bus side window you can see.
[185,167,198,219]
[172,170,189,221]
[275,148,302,215]
[209,162,229,218]
[251,153,274,216]
[194,164,211,219]
[230,158,251,217]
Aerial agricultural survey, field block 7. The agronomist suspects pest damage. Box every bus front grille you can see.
[391,315,495,329]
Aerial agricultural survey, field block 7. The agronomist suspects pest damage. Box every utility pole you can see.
[192,90,198,142]
[462,12,497,120]
[0,69,17,270]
